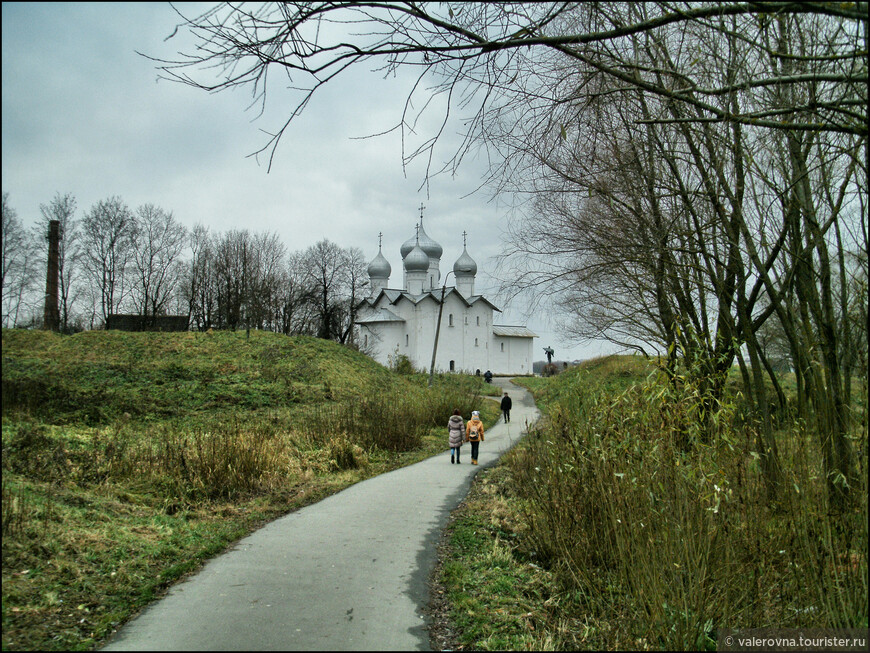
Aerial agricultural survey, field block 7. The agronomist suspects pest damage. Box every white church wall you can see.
[360,223,535,375]
[370,322,404,368]
[490,336,534,375]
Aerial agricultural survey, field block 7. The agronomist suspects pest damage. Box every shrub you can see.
[393,354,416,375]
[507,370,868,649]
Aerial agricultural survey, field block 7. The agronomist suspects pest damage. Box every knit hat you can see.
[472,411,480,417]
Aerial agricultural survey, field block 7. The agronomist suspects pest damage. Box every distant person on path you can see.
[447,409,465,464]
[483,370,492,383]
[500,392,512,423]
[465,410,485,465]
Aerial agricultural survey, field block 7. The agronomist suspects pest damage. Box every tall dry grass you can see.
[507,367,868,649]
[2,377,486,507]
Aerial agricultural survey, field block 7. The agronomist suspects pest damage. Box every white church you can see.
[356,213,536,376]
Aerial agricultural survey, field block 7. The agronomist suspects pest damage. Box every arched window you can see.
[475,337,479,347]
[364,334,368,347]
[405,334,409,346]
[448,313,454,326]
[500,342,504,352]
[449,360,455,371]
[476,316,480,326]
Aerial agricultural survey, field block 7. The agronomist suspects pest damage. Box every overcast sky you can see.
[2,2,618,362]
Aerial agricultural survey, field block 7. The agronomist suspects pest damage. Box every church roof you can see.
[493,325,538,338]
[355,306,405,324]
[363,287,501,312]
[463,294,501,312]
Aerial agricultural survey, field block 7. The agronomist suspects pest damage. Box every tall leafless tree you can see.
[278,250,318,336]
[80,197,136,325]
[183,223,217,330]
[1,193,39,327]
[301,239,351,341]
[130,204,188,323]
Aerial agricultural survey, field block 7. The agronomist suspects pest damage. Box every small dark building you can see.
[106,314,190,332]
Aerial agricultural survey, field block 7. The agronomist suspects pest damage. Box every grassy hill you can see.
[1,328,500,651]
[3,328,407,423]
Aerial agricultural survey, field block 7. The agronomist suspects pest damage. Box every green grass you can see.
[1,328,499,651]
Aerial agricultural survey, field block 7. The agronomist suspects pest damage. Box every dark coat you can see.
[500,395,512,411]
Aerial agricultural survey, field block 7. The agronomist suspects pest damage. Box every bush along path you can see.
[101,378,540,651]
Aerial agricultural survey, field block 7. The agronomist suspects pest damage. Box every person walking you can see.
[500,391,512,423]
[447,409,464,464]
[465,410,485,465]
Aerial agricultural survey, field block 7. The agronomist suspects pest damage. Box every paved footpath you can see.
[102,378,539,651]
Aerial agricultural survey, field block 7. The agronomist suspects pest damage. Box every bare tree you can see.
[182,223,217,330]
[212,229,252,330]
[337,246,368,345]
[80,196,135,325]
[247,231,287,330]
[495,10,867,503]
[147,2,866,175]
[279,250,318,336]
[130,204,188,323]
[301,239,349,341]
[1,193,39,327]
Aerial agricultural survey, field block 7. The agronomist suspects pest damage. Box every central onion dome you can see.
[403,242,430,272]
[416,223,442,259]
[453,247,477,277]
[401,222,442,260]
[367,249,391,278]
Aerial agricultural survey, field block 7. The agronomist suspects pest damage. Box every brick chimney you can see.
[43,220,60,331]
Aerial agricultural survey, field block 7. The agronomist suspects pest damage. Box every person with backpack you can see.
[465,410,485,465]
[447,409,465,464]
[500,391,512,423]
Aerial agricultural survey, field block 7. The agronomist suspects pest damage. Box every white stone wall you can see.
[490,335,534,375]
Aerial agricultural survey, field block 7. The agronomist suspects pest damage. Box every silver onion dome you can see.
[453,247,477,277]
[401,222,443,260]
[367,249,391,278]
[400,231,418,259]
[403,243,430,272]
[416,223,443,260]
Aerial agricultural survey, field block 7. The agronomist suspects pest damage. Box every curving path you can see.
[102,378,539,651]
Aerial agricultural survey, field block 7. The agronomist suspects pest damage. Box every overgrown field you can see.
[1,328,500,651]
[435,355,868,650]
